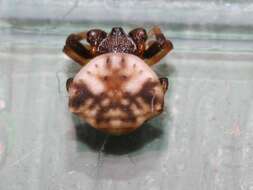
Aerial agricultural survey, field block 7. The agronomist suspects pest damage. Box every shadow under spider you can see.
[74,121,163,155]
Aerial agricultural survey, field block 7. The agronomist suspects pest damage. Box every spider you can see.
[63,26,173,135]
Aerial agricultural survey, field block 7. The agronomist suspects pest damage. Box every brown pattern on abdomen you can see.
[68,53,167,135]
[69,80,163,135]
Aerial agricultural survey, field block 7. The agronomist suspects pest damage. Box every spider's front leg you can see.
[63,29,107,66]
[63,32,93,66]
[144,27,173,66]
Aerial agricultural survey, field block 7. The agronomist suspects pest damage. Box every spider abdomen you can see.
[68,53,166,135]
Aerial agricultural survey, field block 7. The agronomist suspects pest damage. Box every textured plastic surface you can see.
[0,0,253,190]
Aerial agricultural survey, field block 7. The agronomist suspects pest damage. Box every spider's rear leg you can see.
[159,77,169,93]
[144,27,173,66]
[66,78,73,92]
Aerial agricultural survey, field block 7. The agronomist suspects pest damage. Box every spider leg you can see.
[159,77,169,93]
[63,32,93,66]
[66,78,73,92]
[128,27,148,57]
[144,26,173,66]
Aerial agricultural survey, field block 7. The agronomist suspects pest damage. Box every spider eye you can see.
[110,27,125,36]
[129,28,147,43]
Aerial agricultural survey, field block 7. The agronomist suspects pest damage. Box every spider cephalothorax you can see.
[89,27,137,55]
[63,27,173,135]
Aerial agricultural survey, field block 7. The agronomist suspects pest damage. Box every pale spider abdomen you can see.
[68,53,166,135]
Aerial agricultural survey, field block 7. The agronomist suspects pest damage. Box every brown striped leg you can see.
[66,78,73,92]
[128,27,148,57]
[63,32,93,66]
[159,77,169,93]
[144,27,173,66]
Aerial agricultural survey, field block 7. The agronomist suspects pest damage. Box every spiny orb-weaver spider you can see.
[63,26,173,135]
